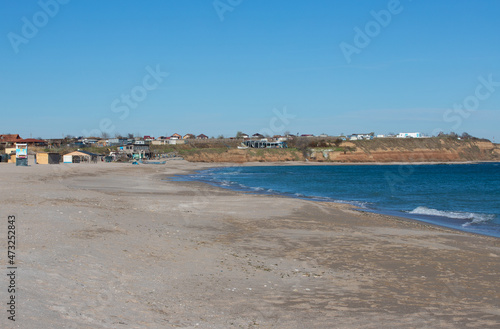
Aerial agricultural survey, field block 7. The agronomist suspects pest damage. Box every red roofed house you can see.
[17,138,47,147]
[0,134,22,147]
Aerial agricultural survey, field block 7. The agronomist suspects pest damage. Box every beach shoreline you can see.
[169,160,500,239]
[1,161,499,328]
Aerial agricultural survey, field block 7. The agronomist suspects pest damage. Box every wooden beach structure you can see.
[63,150,98,163]
[36,152,61,164]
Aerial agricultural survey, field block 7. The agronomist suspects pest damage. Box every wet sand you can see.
[0,161,499,328]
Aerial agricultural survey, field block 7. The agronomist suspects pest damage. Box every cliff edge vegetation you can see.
[173,137,500,163]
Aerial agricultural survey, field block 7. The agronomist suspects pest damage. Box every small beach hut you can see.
[37,152,61,164]
[63,150,98,163]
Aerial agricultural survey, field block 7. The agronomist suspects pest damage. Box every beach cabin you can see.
[37,152,61,164]
[118,144,152,159]
[63,150,98,163]
[7,150,16,163]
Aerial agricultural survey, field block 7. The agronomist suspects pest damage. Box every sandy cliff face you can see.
[312,139,500,163]
[182,139,500,163]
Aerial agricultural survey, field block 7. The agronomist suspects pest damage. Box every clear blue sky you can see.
[1,0,500,141]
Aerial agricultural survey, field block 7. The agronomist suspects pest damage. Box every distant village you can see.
[0,131,457,165]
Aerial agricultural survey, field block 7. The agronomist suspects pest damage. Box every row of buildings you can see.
[347,132,423,141]
[1,131,426,166]
[55,133,293,148]
[1,132,425,150]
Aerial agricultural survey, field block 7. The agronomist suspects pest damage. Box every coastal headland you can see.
[0,161,499,328]
[178,138,500,163]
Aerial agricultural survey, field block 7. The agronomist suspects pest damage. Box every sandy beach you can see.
[1,161,499,329]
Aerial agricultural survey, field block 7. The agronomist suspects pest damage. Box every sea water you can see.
[173,163,500,238]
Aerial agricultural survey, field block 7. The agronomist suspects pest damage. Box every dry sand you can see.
[0,161,499,329]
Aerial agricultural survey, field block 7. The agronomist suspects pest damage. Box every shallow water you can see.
[173,163,500,238]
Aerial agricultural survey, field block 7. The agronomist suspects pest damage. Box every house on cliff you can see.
[349,133,373,141]
[397,132,421,138]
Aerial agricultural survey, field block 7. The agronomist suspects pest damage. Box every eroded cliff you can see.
[180,138,500,163]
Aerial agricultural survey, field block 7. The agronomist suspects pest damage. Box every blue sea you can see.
[173,163,500,238]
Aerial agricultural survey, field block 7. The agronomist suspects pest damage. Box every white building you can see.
[397,132,421,138]
[348,133,373,141]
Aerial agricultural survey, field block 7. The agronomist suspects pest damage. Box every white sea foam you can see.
[219,180,232,187]
[221,170,242,175]
[408,206,494,226]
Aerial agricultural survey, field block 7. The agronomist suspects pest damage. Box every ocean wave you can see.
[332,199,369,208]
[219,180,234,187]
[408,206,495,226]
[219,171,242,176]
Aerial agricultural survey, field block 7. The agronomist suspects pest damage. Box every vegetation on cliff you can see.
[24,135,500,163]
[178,137,500,163]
